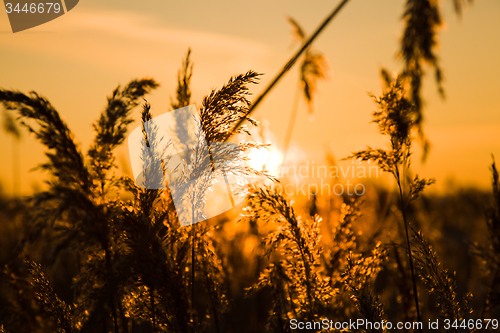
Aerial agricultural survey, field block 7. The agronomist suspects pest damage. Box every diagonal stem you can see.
[225,0,351,141]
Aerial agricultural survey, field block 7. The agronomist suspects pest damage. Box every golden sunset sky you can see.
[1,0,499,195]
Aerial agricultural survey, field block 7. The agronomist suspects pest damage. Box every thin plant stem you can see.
[395,166,422,333]
[282,82,302,166]
[225,0,351,141]
[191,221,196,333]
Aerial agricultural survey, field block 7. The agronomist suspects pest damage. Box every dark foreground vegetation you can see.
[1,1,498,332]
[0,56,499,332]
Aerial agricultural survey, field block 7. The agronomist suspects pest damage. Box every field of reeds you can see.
[1,1,499,332]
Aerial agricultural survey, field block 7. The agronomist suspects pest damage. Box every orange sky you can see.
[1,0,499,195]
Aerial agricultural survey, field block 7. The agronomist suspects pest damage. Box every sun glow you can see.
[247,146,283,176]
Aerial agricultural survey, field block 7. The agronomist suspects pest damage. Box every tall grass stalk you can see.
[226,0,350,140]
[473,156,500,319]
[342,244,387,333]
[282,17,329,165]
[412,229,472,332]
[0,48,272,331]
[482,156,500,318]
[345,75,435,332]
[242,187,336,329]
[395,161,422,330]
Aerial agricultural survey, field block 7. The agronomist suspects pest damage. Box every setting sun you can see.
[247,146,283,176]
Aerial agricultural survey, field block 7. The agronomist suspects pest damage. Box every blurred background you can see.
[1,0,499,196]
